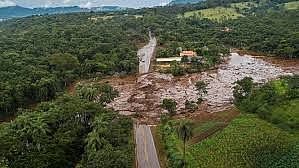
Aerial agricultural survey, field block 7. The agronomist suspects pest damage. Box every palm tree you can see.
[86,130,108,154]
[76,83,99,101]
[176,120,193,168]
[86,114,109,154]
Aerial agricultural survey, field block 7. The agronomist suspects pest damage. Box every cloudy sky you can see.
[0,0,172,8]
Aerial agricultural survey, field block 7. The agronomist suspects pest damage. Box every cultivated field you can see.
[189,114,298,168]
[159,114,299,167]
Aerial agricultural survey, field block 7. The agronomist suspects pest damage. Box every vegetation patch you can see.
[269,99,299,131]
[234,75,299,132]
[230,2,257,10]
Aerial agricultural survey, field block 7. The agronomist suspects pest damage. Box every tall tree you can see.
[195,81,208,103]
[176,120,193,168]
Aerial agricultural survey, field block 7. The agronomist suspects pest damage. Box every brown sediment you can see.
[260,57,299,74]
[106,52,295,124]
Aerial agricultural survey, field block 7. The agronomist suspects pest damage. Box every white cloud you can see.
[0,0,16,7]
[63,0,72,3]
[160,2,169,6]
[79,1,93,9]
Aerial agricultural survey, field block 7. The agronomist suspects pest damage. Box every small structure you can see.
[156,57,182,63]
[155,57,182,69]
[221,27,232,32]
[180,51,197,57]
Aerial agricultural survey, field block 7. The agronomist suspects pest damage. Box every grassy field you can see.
[284,1,299,10]
[183,7,243,22]
[182,2,256,22]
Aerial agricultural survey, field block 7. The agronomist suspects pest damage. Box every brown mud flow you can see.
[106,53,298,124]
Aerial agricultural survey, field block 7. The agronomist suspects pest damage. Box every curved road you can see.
[138,31,157,74]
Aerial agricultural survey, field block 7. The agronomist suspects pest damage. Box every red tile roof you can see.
[180,51,197,57]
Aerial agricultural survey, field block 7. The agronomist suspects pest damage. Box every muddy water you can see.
[107,53,298,123]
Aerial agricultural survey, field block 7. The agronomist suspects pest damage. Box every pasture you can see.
[181,2,257,22]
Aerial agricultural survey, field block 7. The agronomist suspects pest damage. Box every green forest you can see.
[0,0,298,167]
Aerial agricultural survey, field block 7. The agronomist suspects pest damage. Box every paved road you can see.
[135,124,160,168]
[138,32,157,74]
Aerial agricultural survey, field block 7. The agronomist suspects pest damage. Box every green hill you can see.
[169,0,204,5]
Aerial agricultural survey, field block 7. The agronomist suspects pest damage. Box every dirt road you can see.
[135,124,161,168]
[138,31,157,74]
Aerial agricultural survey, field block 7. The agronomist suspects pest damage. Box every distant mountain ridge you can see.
[169,0,205,5]
[0,5,128,19]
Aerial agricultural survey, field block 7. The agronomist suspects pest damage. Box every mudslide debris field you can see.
[107,53,297,123]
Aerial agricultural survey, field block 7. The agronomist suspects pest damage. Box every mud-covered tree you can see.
[184,100,198,113]
[233,77,254,104]
[162,99,177,116]
[195,81,208,104]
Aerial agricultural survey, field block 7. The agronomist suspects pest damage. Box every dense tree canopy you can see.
[0,13,147,118]
[0,94,134,168]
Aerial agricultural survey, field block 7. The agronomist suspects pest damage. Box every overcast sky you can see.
[0,0,172,8]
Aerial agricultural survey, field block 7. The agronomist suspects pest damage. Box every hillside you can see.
[0,5,127,19]
[169,0,204,5]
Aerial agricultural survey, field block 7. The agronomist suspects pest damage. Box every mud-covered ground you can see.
[106,53,298,123]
